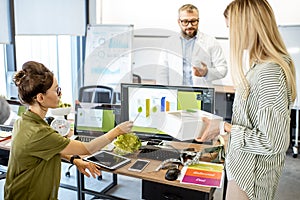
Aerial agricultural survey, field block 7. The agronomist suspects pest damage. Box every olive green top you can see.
[4,110,70,200]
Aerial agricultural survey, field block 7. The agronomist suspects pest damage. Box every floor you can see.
[0,150,299,200]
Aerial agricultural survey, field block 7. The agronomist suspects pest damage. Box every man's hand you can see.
[193,62,208,77]
[195,117,220,142]
[74,159,101,178]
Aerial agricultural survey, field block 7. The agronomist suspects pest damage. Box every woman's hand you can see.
[104,120,134,142]
[73,159,101,178]
[195,117,220,142]
[116,121,134,135]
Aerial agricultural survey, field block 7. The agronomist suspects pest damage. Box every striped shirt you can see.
[226,62,292,200]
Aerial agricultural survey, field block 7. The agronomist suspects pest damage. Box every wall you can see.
[279,25,300,108]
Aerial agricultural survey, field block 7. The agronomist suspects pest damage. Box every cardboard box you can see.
[160,110,223,141]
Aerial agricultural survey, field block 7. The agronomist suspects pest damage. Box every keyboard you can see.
[134,132,174,141]
[137,145,181,161]
[0,125,13,133]
[75,135,96,142]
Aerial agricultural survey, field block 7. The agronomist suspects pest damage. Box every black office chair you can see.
[133,73,142,83]
[0,151,9,180]
[78,85,114,104]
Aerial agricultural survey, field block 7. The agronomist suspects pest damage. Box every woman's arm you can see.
[60,121,133,155]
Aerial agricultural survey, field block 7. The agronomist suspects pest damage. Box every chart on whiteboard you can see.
[84,24,134,87]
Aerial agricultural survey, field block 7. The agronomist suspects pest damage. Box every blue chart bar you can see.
[161,97,166,112]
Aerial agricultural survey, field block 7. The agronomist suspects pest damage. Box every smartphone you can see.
[128,159,150,172]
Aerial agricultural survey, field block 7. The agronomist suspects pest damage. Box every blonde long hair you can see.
[228,0,296,101]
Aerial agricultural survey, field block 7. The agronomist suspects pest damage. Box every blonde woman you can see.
[197,0,296,199]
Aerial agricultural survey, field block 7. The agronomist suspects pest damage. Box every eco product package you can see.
[160,110,223,141]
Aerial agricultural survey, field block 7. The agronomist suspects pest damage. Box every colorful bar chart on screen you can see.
[128,87,177,129]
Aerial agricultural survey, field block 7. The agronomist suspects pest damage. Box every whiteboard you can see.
[84,24,133,90]
[278,25,300,108]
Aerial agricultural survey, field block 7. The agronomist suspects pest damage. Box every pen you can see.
[133,112,141,122]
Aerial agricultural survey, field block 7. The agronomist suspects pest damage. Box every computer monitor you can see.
[120,83,215,140]
[4,100,27,126]
[7,100,26,116]
[74,102,121,137]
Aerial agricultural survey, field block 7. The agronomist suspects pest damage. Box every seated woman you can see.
[4,61,133,199]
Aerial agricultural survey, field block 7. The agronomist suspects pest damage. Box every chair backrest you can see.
[133,74,141,83]
[78,85,114,104]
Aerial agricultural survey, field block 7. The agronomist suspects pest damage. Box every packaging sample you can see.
[160,110,223,141]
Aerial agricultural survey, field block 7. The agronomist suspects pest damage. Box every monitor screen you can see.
[7,100,26,116]
[74,102,121,137]
[5,100,27,126]
[120,83,214,140]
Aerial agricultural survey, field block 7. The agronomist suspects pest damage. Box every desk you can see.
[213,85,235,94]
[0,138,225,200]
[78,141,223,200]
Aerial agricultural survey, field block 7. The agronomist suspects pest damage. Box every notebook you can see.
[73,102,121,142]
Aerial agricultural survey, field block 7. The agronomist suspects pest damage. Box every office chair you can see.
[78,85,114,104]
[0,148,9,180]
[133,73,142,83]
[0,159,7,180]
[65,85,114,178]
[111,74,142,104]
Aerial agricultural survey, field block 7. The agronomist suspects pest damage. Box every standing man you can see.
[157,4,227,86]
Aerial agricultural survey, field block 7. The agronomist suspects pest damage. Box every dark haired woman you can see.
[4,61,133,200]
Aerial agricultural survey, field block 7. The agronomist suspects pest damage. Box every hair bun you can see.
[13,70,26,86]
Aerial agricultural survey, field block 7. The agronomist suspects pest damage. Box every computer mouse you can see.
[165,168,181,181]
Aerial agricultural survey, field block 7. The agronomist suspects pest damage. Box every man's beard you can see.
[181,28,197,39]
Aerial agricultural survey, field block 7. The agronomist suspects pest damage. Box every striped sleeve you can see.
[230,63,291,155]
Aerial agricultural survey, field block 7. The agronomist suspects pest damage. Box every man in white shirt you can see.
[157,4,228,86]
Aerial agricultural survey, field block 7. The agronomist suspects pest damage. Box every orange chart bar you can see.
[166,101,170,111]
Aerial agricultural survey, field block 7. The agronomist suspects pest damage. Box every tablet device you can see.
[83,151,131,170]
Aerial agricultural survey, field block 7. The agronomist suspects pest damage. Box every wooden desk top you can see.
[213,85,235,94]
[0,136,223,194]
[140,79,235,94]
[112,141,221,193]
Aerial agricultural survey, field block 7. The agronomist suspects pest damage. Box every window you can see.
[15,35,79,104]
[0,45,7,96]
